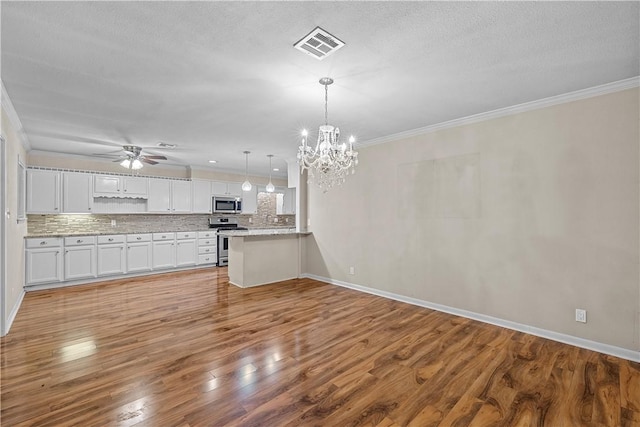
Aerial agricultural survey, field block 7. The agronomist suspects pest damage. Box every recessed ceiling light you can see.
[273,168,279,172]
[208,160,217,164]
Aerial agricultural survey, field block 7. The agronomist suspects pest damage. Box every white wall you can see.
[304,87,640,356]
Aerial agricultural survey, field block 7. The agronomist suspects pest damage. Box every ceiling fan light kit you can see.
[115,145,168,170]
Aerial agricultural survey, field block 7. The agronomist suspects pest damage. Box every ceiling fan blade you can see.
[142,158,158,165]
[143,155,167,160]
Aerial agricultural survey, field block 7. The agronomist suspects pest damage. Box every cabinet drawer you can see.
[198,246,217,255]
[64,236,97,246]
[26,237,63,248]
[98,235,126,244]
[127,233,152,243]
[198,238,216,246]
[153,232,175,241]
[176,231,197,240]
[198,231,217,239]
[198,254,216,265]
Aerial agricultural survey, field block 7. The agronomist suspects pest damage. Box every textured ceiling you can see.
[2,1,638,177]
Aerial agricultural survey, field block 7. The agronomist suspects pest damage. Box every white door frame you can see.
[0,135,6,336]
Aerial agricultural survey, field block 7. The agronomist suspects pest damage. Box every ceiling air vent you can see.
[293,27,345,60]
[156,142,177,149]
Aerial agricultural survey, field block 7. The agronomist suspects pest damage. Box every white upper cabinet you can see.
[147,179,192,213]
[285,187,296,214]
[122,176,148,197]
[147,178,172,212]
[63,172,93,213]
[171,180,192,213]
[192,180,212,214]
[212,181,242,197]
[94,175,148,198]
[241,185,257,214]
[27,170,61,214]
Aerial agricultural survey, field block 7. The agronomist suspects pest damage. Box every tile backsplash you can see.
[28,212,295,236]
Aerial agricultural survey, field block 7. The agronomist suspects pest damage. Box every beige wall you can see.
[1,107,28,332]
[304,88,640,352]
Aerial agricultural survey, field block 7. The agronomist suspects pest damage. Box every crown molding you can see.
[360,76,640,148]
[1,81,31,151]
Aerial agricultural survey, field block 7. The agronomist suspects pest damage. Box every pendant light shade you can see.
[266,154,275,193]
[242,151,252,191]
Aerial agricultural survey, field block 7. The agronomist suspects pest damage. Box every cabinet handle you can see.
[40,241,47,245]
[88,207,91,211]
[65,250,69,254]
[77,239,82,244]
[137,237,142,240]
[108,238,114,242]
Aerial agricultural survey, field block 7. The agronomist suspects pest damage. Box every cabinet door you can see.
[152,240,176,269]
[285,188,296,214]
[94,175,121,194]
[26,248,63,284]
[64,245,97,280]
[226,182,243,197]
[97,244,126,276]
[147,179,172,212]
[211,181,228,196]
[192,180,212,213]
[63,172,94,213]
[27,170,61,213]
[122,176,148,197]
[176,239,197,267]
[241,185,257,214]
[171,181,192,213]
[127,242,152,273]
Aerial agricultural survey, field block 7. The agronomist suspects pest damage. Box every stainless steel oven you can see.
[217,234,229,266]
[208,217,247,266]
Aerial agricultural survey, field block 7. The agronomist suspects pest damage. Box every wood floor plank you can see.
[1,268,638,426]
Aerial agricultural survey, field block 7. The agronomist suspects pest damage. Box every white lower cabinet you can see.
[152,232,176,269]
[26,230,215,287]
[126,234,153,273]
[197,230,217,265]
[97,235,126,276]
[176,232,197,267]
[64,236,97,281]
[26,238,63,285]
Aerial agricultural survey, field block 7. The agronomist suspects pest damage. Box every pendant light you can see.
[266,155,275,193]
[242,151,252,191]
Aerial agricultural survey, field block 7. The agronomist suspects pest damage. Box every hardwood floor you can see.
[1,268,639,426]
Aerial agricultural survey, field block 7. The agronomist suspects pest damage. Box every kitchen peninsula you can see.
[218,229,310,288]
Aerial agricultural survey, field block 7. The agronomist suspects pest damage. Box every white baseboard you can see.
[3,289,25,336]
[302,273,640,363]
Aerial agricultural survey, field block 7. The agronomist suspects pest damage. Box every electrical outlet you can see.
[111,219,116,227]
[307,218,311,226]
[274,217,278,223]
[349,266,355,275]
[249,217,252,223]
[575,309,587,323]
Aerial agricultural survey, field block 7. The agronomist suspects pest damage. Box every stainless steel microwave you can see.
[213,196,242,214]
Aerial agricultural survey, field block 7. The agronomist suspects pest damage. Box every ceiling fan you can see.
[115,145,167,170]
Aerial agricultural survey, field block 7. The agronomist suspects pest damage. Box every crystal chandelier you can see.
[297,77,358,192]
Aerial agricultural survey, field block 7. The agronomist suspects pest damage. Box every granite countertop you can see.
[26,229,213,238]
[217,228,310,237]
[26,227,304,239]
